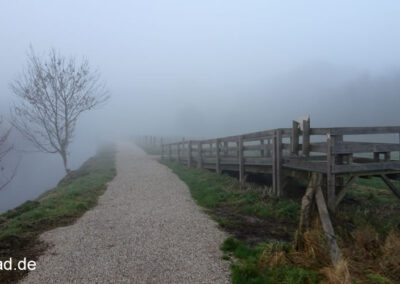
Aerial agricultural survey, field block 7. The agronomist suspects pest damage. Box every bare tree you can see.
[0,118,17,190]
[10,48,108,174]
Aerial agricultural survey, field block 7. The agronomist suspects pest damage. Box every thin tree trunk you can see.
[61,151,70,174]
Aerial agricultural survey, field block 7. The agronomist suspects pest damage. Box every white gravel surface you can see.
[22,143,230,283]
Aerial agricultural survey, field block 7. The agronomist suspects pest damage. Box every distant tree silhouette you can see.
[10,47,108,174]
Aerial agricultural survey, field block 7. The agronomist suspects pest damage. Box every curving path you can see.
[22,143,230,283]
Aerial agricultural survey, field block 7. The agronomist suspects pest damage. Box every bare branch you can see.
[10,47,109,173]
[0,117,17,190]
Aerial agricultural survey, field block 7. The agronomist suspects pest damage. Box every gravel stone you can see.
[22,143,231,283]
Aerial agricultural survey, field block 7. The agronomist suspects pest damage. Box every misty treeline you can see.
[0,47,108,189]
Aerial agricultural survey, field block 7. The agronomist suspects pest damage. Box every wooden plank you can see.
[315,186,341,265]
[334,142,400,154]
[238,136,245,183]
[291,120,299,155]
[243,144,273,151]
[311,126,400,135]
[242,130,275,140]
[216,139,221,174]
[310,142,328,153]
[284,160,327,173]
[201,138,217,144]
[380,175,400,200]
[334,161,400,173]
[244,157,273,165]
[220,157,239,164]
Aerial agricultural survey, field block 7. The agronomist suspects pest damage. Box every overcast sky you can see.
[1,1,400,211]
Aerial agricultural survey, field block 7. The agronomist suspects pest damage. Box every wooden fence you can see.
[161,120,400,213]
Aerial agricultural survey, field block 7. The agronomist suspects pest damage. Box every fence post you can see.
[260,139,265,157]
[168,144,172,161]
[223,141,228,156]
[277,130,282,197]
[272,130,283,197]
[267,138,271,157]
[188,141,192,168]
[236,140,240,159]
[197,142,203,169]
[291,121,299,155]
[302,119,310,157]
[326,131,336,213]
[161,143,164,159]
[216,139,221,174]
[238,136,245,183]
[177,143,181,163]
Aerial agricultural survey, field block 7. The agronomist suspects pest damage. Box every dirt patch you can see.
[0,237,48,283]
[211,206,297,246]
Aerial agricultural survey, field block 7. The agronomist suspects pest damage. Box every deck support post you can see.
[335,176,358,207]
[238,136,245,183]
[315,185,342,265]
[380,175,400,200]
[296,172,322,249]
[297,172,341,265]
[216,139,221,174]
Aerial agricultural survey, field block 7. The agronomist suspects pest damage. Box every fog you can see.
[1,1,400,212]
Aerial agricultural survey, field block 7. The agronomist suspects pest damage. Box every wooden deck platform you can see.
[161,119,400,213]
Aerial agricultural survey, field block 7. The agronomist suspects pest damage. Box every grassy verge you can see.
[161,160,400,284]
[0,145,116,283]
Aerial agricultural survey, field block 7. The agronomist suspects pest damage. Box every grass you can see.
[161,160,400,283]
[220,237,319,283]
[161,160,300,223]
[0,145,116,283]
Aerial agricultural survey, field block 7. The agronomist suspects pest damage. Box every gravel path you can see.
[22,143,230,283]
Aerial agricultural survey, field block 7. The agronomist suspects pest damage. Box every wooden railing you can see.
[161,121,400,211]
